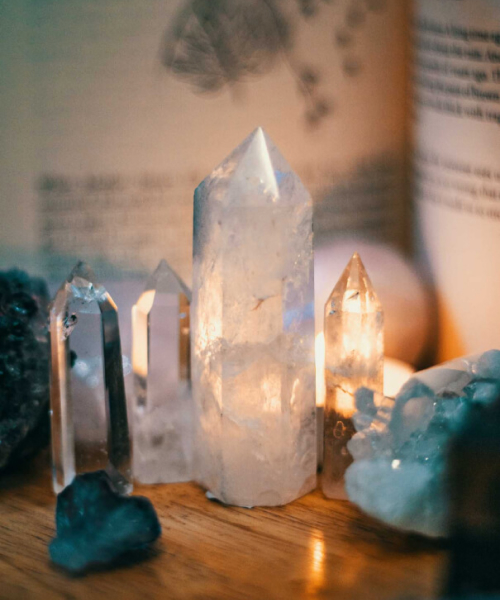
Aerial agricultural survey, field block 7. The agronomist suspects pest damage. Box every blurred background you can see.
[1,0,500,369]
[0,0,408,275]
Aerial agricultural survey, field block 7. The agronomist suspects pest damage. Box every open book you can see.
[1,0,499,361]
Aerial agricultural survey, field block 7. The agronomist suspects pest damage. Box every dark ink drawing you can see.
[160,0,388,128]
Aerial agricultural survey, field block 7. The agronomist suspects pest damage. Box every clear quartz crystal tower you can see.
[192,127,316,507]
[50,262,132,494]
[132,259,192,484]
[322,252,383,499]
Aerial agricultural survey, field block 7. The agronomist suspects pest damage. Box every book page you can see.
[414,0,500,359]
[1,0,409,283]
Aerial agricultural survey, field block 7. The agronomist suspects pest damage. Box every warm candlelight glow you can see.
[315,332,414,406]
[131,290,155,379]
[383,357,415,398]
[306,531,325,595]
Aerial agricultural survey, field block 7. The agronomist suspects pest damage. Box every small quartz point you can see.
[132,259,193,484]
[192,127,316,507]
[50,262,132,495]
[322,252,383,499]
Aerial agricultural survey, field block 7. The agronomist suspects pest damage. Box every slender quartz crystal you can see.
[192,127,316,507]
[50,262,132,494]
[322,252,383,499]
[132,259,192,484]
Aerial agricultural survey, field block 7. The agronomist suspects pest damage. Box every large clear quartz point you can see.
[192,127,316,507]
[132,259,192,484]
[322,252,383,499]
[50,262,132,494]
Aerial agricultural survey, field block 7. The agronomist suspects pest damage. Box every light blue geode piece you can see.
[345,350,500,538]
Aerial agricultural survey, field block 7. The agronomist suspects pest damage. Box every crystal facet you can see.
[322,252,383,499]
[132,259,193,484]
[50,262,132,494]
[192,127,316,507]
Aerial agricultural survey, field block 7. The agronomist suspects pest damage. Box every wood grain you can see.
[0,451,446,600]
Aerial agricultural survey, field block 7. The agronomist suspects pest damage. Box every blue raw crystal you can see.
[464,379,500,405]
[388,380,436,450]
[475,349,500,380]
[49,471,161,573]
[346,350,500,537]
[352,387,377,431]
[355,387,377,415]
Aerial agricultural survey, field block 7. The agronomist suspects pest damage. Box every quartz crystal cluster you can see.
[345,350,500,537]
[322,252,383,499]
[50,262,131,495]
[192,127,316,507]
[132,260,193,484]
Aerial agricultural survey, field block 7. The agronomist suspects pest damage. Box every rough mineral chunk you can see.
[49,471,161,573]
[345,351,500,537]
[0,269,50,471]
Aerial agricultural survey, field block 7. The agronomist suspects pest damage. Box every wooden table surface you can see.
[0,451,446,600]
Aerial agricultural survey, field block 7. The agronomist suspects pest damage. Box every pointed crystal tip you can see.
[145,259,191,300]
[198,126,304,204]
[230,127,279,197]
[59,261,107,305]
[69,261,97,282]
[326,252,382,315]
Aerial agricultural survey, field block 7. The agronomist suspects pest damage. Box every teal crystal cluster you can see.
[345,350,500,537]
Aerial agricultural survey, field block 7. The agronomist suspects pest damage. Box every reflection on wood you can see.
[0,452,445,599]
